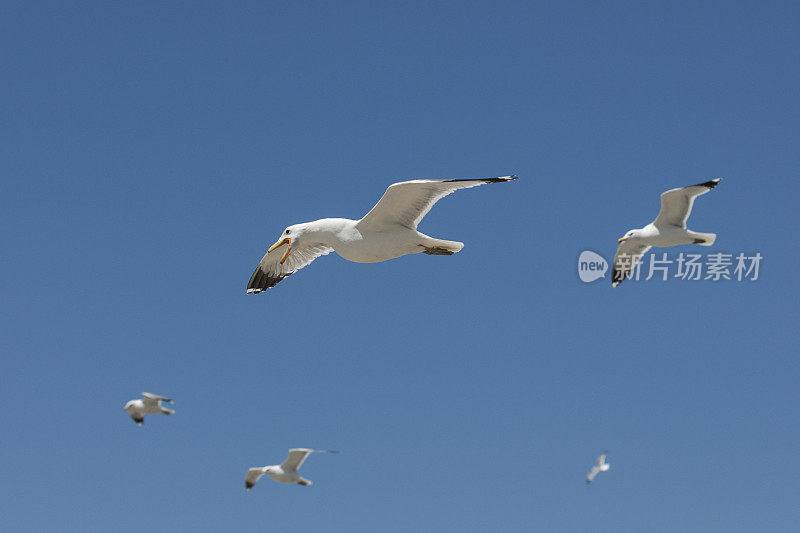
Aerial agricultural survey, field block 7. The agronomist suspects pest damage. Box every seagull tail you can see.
[422,238,464,255]
[692,232,716,246]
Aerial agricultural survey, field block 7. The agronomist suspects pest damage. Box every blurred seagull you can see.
[245,449,340,489]
[123,392,174,426]
[586,451,610,484]
[613,178,722,286]
[246,176,518,293]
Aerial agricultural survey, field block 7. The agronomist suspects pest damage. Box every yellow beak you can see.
[268,237,292,264]
[617,237,628,243]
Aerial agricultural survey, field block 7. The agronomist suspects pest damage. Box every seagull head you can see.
[617,229,640,243]
[123,400,134,411]
[268,224,306,265]
[268,220,341,264]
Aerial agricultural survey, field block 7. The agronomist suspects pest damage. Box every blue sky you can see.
[2,1,799,531]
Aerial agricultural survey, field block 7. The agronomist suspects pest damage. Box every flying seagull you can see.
[586,451,610,484]
[123,392,174,426]
[613,179,722,286]
[245,449,339,489]
[246,176,518,293]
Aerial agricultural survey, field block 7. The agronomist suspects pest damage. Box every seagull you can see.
[586,451,610,484]
[123,392,174,426]
[246,176,518,293]
[245,449,339,489]
[612,179,722,286]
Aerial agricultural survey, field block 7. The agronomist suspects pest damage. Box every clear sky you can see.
[2,1,799,531]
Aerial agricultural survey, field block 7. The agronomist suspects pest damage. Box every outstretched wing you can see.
[586,466,600,484]
[653,178,721,228]
[142,392,172,403]
[246,242,333,294]
[281,449,314,471]
[596,452,608,467]
[357,176,517,231]
[245,468,265,490]
[612,241,651,287]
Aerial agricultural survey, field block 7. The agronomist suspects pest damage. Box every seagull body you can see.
[245,449,339,489]
[246,176,517,293]
[586,452,610,484]
[123,392,174,426]
[613,179,722,286]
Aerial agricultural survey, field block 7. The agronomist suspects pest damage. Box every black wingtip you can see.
[695,178,722,189]
[245,482,254,490]
[443,175,518,184]
[485,175,518,183]
[246,266,291,294]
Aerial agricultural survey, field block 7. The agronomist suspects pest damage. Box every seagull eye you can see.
[285,230,290,234]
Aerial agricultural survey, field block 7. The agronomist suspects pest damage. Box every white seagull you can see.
[123,392,174,426]
[245,449,339,489]
[586,451,610,484]
[613,179,722,286]
[246,176,518,293]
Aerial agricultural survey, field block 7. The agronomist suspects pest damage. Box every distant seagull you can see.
[613,179,722,286]
[123,392,174,426]
[246,176,518,293]
[586,451,610,484]
[245,449,340,489]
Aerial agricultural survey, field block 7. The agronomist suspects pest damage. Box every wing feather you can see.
[246,243,333,294]
[357,176,517,231]
[653,179,721,228]
[596,452,607,467]
[612,241,651,287]
[245,468,265,489]
[282,449,313,471]
[142,392,172,403]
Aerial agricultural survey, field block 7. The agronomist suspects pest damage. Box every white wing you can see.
[612,240,651,287]
[246,242,333,294]
[653,179,721,228]
[281,449,314,471]
[595,452,608,467]
[586,466,600,483]
[357,176,517,231]
[142,392,172,403]
[245,467,265,490]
